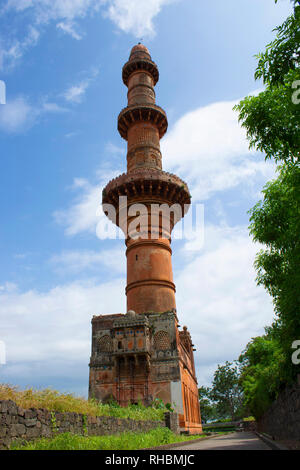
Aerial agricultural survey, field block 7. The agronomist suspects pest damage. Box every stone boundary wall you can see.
[257,379,300,440]
[0,400,178,449]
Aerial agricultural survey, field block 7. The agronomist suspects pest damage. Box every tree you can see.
[233,0,300,419]
[234,3,300,164]
[248,164,300,385]
[209,362,244,421]
[238,331,285,419]
[198,386,218,424]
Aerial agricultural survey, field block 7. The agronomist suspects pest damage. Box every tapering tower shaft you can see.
[103,44,190,314]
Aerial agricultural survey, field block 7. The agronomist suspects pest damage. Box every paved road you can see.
[171,432,271,450]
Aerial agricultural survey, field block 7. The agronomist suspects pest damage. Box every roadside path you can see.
[170,432,271,450]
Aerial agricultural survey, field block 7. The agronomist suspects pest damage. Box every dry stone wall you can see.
[0,400,176,449]
[257,380,300,440]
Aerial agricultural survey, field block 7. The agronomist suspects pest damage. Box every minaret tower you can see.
[103,44,191,314]
[89,44,202,434]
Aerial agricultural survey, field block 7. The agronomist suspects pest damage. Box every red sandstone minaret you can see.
[103,43,191,314]
[90,45,202,434]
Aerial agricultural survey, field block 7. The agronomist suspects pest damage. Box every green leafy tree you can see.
[209,362,244,421]
[239,331,285,419]
[248,164,300,385]
[233,0,300,419]
[234,2,300,163]
[198,386,218,423]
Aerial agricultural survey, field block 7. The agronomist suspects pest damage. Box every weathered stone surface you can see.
[0,400,166,449]
[25,418,37,427]
[258,382,300,440]
[10,424,26,437]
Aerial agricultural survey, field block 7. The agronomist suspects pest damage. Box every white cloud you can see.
[1,0,101,22]
[50,248,125,275]
[42,101,69,113]
[63,68,99,103]
[56,21,83,40]
[54,96,275,236]
[162,98,275,201]
[0,278,125,367]
[0,223,274,392]
[0,1,100,67]
[102,0,177,37]
[53,168,120,236]
[53,178,101,236]
[0,25,40,69]
[0,95,69,133]
[0,0,176,63]
[0,96,37,133]
[173,224,274,386]
[105,141,125,155]
[63,80,91,103]
[0,282,18,293]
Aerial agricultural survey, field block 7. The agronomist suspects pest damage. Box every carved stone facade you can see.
[89,44,202,434]
[89,310,201,433]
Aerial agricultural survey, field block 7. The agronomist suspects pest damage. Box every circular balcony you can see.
[102,168,191,227]
[122,58,159,86]
[118,104,168,140]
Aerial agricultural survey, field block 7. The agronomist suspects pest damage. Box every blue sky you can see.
[0,0,293,396]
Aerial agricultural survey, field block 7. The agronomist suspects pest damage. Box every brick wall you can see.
[257,379,300,440]
[0,400,177,449]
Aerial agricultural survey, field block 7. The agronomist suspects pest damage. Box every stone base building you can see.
[89,310,201,433]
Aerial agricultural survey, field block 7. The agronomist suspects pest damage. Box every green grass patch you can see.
[0,384,167,421]
[11,428,206,451]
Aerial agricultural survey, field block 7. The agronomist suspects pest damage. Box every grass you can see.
[0,384,167,421]
[10,427,206,451]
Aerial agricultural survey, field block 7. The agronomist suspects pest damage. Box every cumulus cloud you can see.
[54,96,274,236]
[0,222,274,392]
[102,0,177,37]
[50,248,125,275]
[53,168,121,236]
[0,278,125,392]
[173,224,274,386]
[162,98,275,201]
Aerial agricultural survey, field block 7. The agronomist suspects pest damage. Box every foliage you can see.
[0,385,168,422]
[234,4,300,163]
[238,332,286,419]
[10,428,205,451]
[233,0,300,421]
[209,362,244,421]
[198,386,218,423]
[248,164,300,386]
[151,397,174,412]
[239,161,300,421]
[256,2,299,87]
[242,416,255,422]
